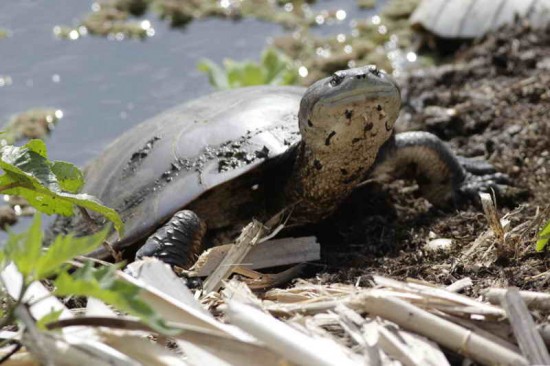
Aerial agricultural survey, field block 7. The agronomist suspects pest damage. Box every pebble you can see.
[425,238,453,251]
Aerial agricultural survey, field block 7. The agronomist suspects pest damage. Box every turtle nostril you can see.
[330,72,345,86]
[368,65,381,77]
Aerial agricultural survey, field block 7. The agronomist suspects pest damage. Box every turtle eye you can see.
[329,72,345,87]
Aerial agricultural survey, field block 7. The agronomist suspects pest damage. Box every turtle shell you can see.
[79,86,305,252]
[410,0,550,39]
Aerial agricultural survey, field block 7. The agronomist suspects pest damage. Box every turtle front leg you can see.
[371,131,510,205]
[135,210,206,268]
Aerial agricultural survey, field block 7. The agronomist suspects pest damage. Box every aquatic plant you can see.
[197,48,298,89]
[1,109,63,145]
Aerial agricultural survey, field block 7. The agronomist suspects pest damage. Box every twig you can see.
[225,301,361,366]
[484,288,550,312]
[445,278,473,293]
[350,293,528,366]
[0,340,22,364]
[189,236,319,277]
[237,264,306,290]
[500,288,550,365]
[14,304,55,366]
[201,220,265,294]
[479,192,506,252]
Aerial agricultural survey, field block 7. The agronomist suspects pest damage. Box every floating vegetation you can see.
[54,0,345,40]
[272,0,424,84]
[0,28,9,39]
[54,1,154,41]
[1,108,64,145]
[356,0,377,9]
[55,0,428,82]
[197,48,298,89]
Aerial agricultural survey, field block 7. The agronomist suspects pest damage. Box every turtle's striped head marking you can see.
[298,65,401,154]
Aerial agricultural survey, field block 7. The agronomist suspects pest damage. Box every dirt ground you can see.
[310,22,550,297]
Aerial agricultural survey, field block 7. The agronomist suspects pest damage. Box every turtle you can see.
[410,0,550,41]
[52,65,508,268]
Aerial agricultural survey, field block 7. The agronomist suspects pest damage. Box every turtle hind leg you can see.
[135,210,206,268]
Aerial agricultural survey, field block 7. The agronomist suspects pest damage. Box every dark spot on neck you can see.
[313,159,323,170]
[352,137,362,144]
[307,119,313,127]
[340,168,348,175]
[345,109,353,120]
[325,131,336,146]
[364,122,373,133]
[377,104,382,111]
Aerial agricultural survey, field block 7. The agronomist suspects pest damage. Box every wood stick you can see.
[349,293,528,366]
[202,221,265,294]
[225,301,362,366]
[190,236,319,277]
[501,288,550,365]
[484,288,550,312]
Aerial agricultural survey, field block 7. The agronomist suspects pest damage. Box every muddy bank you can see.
[316,22,550,296]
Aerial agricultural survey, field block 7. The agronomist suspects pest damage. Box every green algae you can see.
[356,0,376,10]
[271,0,423,85]
[1,109,63,145]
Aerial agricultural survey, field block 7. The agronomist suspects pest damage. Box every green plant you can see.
[197,48,298,90]
[0,214,174,335]
[536,219,550,251]
[0,139,123,234]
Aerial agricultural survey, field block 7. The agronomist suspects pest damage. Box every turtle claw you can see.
[451,156,511,204]
[456,170,511,204]
[457,156,498,176]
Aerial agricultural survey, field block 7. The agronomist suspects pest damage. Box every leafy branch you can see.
[0,139,123,235]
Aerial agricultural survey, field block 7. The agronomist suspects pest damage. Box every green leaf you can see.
[34,226,110,280]
[25,139,48,157]
[536,219,550,251]
[0,140,124,235]
[50,161,84,193]
[197,59,229,89]
[36,309,63,331]
[262,48,285,82]
[54,262,177,335]
[4,214,43,278]
[240,63,264,86]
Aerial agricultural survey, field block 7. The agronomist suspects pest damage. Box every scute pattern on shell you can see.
[410,0,550,39]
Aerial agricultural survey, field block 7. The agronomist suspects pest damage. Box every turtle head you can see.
[298,65,401,155]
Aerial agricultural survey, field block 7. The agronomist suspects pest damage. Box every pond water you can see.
[0,0,381,166]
